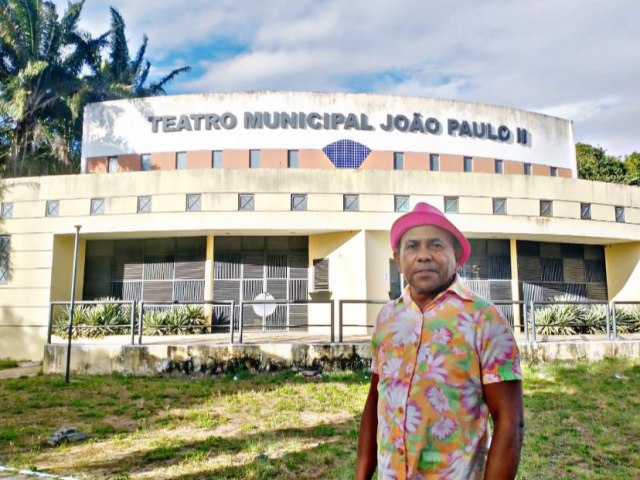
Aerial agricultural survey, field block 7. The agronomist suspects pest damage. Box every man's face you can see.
[393,225,459,304]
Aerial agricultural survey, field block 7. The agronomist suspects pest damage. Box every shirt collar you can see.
[394,274,474,307]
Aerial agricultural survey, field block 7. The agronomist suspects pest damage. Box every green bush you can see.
[52,305,88,339]
[576,304,608,334]
[614,304,640,334]
[52,298,132,339]
[531,295,611,335]
[533,299,579,335]
[142,305,205,335]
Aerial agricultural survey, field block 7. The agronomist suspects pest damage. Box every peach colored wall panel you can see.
[504,160,524,175]
[87,157,108,173]
[473,157,495,174]
[440,154,463,172]
[118,154,140,172]
[261,149,287,169]
[405,152,428,171]
[224,150,249,169]
[299,150,334,169]
[558,168,572,178]
[360,151,392,170]
[187,150,212,169]
[151,152,177,171]
[532,164,551,176]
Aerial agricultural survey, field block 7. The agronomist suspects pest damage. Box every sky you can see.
[54,0,639,157]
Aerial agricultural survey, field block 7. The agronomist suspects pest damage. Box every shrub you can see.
[532,300,579,335]
[576,304,607,334]
[52,298,132,339]
[142,310,167,335]
[615,304,640,334]
[141,305,206,335]
[52,305,88,339]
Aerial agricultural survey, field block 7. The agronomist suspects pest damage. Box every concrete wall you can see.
[605,242,640,301]
[42,340,640,376]
[308,231,367,338]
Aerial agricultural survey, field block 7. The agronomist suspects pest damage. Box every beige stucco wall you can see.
[605,243,640,301]
[308,231,367,338]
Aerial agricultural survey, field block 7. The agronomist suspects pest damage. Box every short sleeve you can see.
[477,304,522,384]
[370,302,393,375]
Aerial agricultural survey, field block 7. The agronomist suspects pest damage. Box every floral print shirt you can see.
[371,276,522,479]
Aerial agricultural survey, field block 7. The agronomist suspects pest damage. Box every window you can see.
[313,258,329,291]
[90,198,105,215]
[429,153,439,171]
[540,200,553,217]
[343,194,359,211]
[524,163,532,175]
[493,198,507,215]
[580,203,591,220]
[393,152,404,170]
[186,194,201,212]
[495,159,503,174]
[1,202,13,219]
[212,150,223,168]
[176,152,187,169]
[46,200,59,217]
[394,195,409,212]
[291,194,307,211]
[615,206,625,223]
[0,235,10,284]
[108,156,118,173]
[141,154,152,171]
[249,150,260,168]
[444,196,459,213]
[239,193,255,211]
[288,150,299,168]
[550,166,558,177]
[463,156,473,172]
[137,195,151,213]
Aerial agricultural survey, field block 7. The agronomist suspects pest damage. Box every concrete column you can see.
[509,238,521,333]
[204,235,215,326]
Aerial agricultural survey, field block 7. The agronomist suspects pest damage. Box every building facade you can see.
[1,92,638,360]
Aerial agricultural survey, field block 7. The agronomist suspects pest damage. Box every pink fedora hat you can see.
[390,202,471,265]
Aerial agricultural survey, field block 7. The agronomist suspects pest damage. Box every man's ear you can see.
[393,250,401,273]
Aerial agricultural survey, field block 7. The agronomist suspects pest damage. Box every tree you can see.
[624,152,640,186]
[0,0,93,176]
[0,1,190,178]
[83,7,191,102]
[576,143,628,184]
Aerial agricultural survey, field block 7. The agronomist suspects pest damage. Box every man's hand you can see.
[483,380,524,480]
[355,373,379,480]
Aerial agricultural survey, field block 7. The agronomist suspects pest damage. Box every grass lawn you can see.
[0,358,638,479]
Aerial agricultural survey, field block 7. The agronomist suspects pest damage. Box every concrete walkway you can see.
[0,363,41,379]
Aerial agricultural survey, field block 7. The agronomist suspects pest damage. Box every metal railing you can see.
[45,298,640,346]
[48,300,137,344]
[338,299,388,342]
[47,298,335,345]
[526,300,640,343]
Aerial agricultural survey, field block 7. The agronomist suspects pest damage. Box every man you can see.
[355,202,524,480]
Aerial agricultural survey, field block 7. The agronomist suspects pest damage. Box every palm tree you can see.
[0,0,97,176]
[84,7,191,102]
[0,2,190,178]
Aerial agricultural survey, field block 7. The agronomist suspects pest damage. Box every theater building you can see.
[1,92,638,360]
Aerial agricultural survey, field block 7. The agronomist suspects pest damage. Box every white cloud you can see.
[50,0,640,155]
